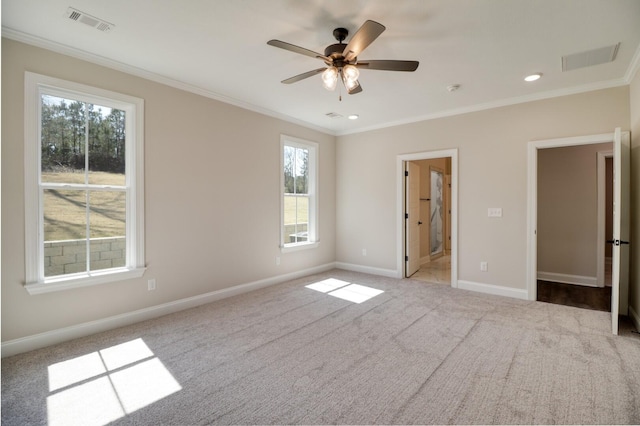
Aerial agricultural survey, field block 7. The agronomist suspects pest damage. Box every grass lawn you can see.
[43,171,309,242]
[283,195,308,225]
[283,195,309,242]
[43,171,126,241]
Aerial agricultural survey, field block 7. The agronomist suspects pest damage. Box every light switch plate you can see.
[488,208,502,217]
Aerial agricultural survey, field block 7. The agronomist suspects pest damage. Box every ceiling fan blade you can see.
[347,80,363,95]
[342,20,386,62]
[267,40,330,62]
[281,68,326,84]
[356,60,419,72]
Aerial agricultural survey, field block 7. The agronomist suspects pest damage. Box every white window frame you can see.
[24,72,145,294]
[280,135,318,252]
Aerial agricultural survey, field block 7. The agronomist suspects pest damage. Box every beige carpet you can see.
[2,269,640,425]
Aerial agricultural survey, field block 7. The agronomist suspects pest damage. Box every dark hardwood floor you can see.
[537,280,611,312]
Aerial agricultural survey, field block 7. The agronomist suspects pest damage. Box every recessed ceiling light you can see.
[348,114,359,120]
[524,73,542,82]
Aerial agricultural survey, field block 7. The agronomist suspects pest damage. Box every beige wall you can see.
[630,68,640,324]
[1,39,337,342]
[537,143,612,279]
[2,36,638,346]
[336,87,630,290]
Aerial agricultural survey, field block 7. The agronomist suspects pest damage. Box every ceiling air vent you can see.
[562,43,620,72]
[325,112,343,119]
[66,7,114,32]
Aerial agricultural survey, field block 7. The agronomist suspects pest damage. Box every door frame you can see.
[397,149,458,287]
[527,132,628,309]
[405,161,421,277]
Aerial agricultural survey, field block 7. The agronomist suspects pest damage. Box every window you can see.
[280,135,318,251]
[24,72,145,294]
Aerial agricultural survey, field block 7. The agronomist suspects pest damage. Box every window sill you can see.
[24,267,146,295]
[280,241,319,253]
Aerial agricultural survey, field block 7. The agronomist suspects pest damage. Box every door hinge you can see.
[405,213,409,219]
[405,256,409,261]
[405,170,408,177]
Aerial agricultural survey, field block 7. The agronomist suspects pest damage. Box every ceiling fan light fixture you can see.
[342,73,360,92]
[322,66,338,90]
[267,20,419,96]
[342,64,360,82]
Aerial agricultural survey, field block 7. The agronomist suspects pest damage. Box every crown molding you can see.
[4,26,636,138]
[337,78,628,136]
[2,27,336,136]
[624,41,640,83]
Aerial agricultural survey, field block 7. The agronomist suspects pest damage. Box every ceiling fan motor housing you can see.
[325,27,352,66]
[324,44,353,65]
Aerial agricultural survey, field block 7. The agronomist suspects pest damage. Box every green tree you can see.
[284,145,295,193]
[41,96,126,173]
[295,149,309,194]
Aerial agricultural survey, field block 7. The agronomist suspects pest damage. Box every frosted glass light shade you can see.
[322,67,338,91]
[342,74,360,91]
[342,64,360,82]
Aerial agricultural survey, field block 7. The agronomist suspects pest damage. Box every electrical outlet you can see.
[362,249,367,256]
[148,279,156,291]
[480,262,488,272]
[275,256,281,266]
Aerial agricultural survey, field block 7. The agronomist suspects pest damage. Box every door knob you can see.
[607,239,630,246]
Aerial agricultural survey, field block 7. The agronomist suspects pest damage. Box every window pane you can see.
[295,148,309,194]
[283,195,309,244]
[41,95,86,183]
[43,189,87,277]
[295,196,309,243]
[89,191,126,271]
[44,189,87,241]
[283,145,295,194]
[88,105,126,185]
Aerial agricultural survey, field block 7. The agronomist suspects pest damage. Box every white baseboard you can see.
[1,263,336,358]
[629,305,640,333]
[537,271,599,287]
[334,262,400,279]
[457,280,528,300]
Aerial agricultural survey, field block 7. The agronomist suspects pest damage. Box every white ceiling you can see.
[3,0,640,135]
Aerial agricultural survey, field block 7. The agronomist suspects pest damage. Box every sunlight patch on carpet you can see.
[305,278,351,293]
[328,283,385,303]
[306,278,384,304]
[46,338,181,426]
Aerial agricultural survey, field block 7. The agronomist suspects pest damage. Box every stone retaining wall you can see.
[44,237,125,277]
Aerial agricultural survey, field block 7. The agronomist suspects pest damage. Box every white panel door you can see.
[405,162,421,277]
[611,128,630,335]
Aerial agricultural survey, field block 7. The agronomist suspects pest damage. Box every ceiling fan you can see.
[267,20,419,95]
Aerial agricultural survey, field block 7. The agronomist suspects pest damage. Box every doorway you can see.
[397,149,458,288]
[535,142,613,311]
[406,158,452,284]
[527,130,631,335]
